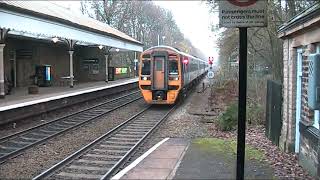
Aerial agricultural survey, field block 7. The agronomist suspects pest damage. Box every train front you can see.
[139,47,181,104]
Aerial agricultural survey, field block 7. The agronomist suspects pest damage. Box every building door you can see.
[295,48,303,153]
[153,56,165,89]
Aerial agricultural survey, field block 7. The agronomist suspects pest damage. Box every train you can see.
[138,45,208,104]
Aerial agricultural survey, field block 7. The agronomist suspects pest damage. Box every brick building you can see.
[278,3,320,177]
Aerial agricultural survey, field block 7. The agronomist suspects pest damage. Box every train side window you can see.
[141,60,151,75]
[169,60,178,75]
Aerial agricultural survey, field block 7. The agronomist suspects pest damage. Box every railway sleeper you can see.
[113,134,143,139]
[91,148,128,154]
[15,137,39,143]
[54,171,103,179]
[67,165,109,172]
[103,141,136,146]
[99,144,132,150]
[75,159,118,166]
[0,141,27,148]
[83,153,123,159]
[108,137,141,142]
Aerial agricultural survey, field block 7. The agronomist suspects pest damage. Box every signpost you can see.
[218,0,267,179]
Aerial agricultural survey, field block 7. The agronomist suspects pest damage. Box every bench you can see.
[60,76,77,86]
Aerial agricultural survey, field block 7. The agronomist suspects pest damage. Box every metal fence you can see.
[265,80,282,146]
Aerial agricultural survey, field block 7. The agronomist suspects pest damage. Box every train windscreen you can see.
[169,60,178,75]
[141,60,151,75]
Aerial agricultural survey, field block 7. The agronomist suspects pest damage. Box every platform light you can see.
[98,45,104,50]
[52,37,59,43]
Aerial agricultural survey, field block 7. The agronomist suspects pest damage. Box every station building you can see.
[0,1,143,98]
[278,3,320,177]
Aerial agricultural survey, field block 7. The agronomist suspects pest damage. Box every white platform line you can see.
[0,78,138,112]
[111,138,170,180]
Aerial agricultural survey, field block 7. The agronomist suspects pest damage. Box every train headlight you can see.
[169,77,179,81]
[143,77,148,80]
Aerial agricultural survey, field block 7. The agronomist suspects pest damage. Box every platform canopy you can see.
[0,1,143,52]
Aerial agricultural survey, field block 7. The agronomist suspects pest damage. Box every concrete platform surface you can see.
[0,78,138,111]
[112,138,189,180]
[113,138,275,180]
[0,78,138,125]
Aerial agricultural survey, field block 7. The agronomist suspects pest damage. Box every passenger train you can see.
[139,45,208,104]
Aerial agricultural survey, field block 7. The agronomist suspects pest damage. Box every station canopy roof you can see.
[0,1,143,52]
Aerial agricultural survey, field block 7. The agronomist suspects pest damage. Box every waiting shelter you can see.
[0,1,143,98]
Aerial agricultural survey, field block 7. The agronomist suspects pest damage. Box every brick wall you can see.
[280,38,297,152]
[281,29,320,177]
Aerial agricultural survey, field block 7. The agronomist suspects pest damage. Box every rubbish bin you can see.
[35,65,52,87]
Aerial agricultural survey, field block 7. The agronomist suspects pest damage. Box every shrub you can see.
[217,101,264,131]
[247,101,264,125]
[217,102,238,131]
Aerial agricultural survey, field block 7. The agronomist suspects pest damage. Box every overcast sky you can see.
[154,1,219,60]
[53,1,219,60]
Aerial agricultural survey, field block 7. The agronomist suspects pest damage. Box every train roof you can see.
[144,45,206,63]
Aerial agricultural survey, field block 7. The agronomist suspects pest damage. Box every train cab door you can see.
[151,52,168,90]
[153,57,165,89]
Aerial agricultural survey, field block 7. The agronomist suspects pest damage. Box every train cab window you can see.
[154,57,164,71]
[169,60,178,75]
[141,60,151,75]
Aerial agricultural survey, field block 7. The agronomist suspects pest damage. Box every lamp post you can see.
[162,36,165,45]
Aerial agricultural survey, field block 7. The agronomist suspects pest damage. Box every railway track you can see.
[33,105,176,180]
[0,91,142,163]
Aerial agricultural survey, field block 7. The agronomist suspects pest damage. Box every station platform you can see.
[0,78,138,125]
[112,138,275,179]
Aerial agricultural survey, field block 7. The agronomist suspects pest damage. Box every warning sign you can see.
[219,0,267,28]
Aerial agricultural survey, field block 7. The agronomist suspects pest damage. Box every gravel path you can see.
[0,98,147,179]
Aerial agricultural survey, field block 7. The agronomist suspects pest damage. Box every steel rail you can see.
[33,105,177,180]
[0,91,142,163]
[101,105,177,179]
[32,106,151,180]
[0,90,140,142]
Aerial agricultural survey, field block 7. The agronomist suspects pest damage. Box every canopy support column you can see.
[65,39,77,88]
[104,47,111,83]
[105,53,109,83]
[0,28,9,98]
[0,44,5,98]
[68,50,74,88]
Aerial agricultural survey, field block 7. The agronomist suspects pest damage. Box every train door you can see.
[153,56,165,89]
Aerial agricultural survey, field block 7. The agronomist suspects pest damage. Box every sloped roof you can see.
[278,2,320,33]
[0,1,142,45]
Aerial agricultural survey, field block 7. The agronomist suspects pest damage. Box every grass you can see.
[193,138,265,162]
